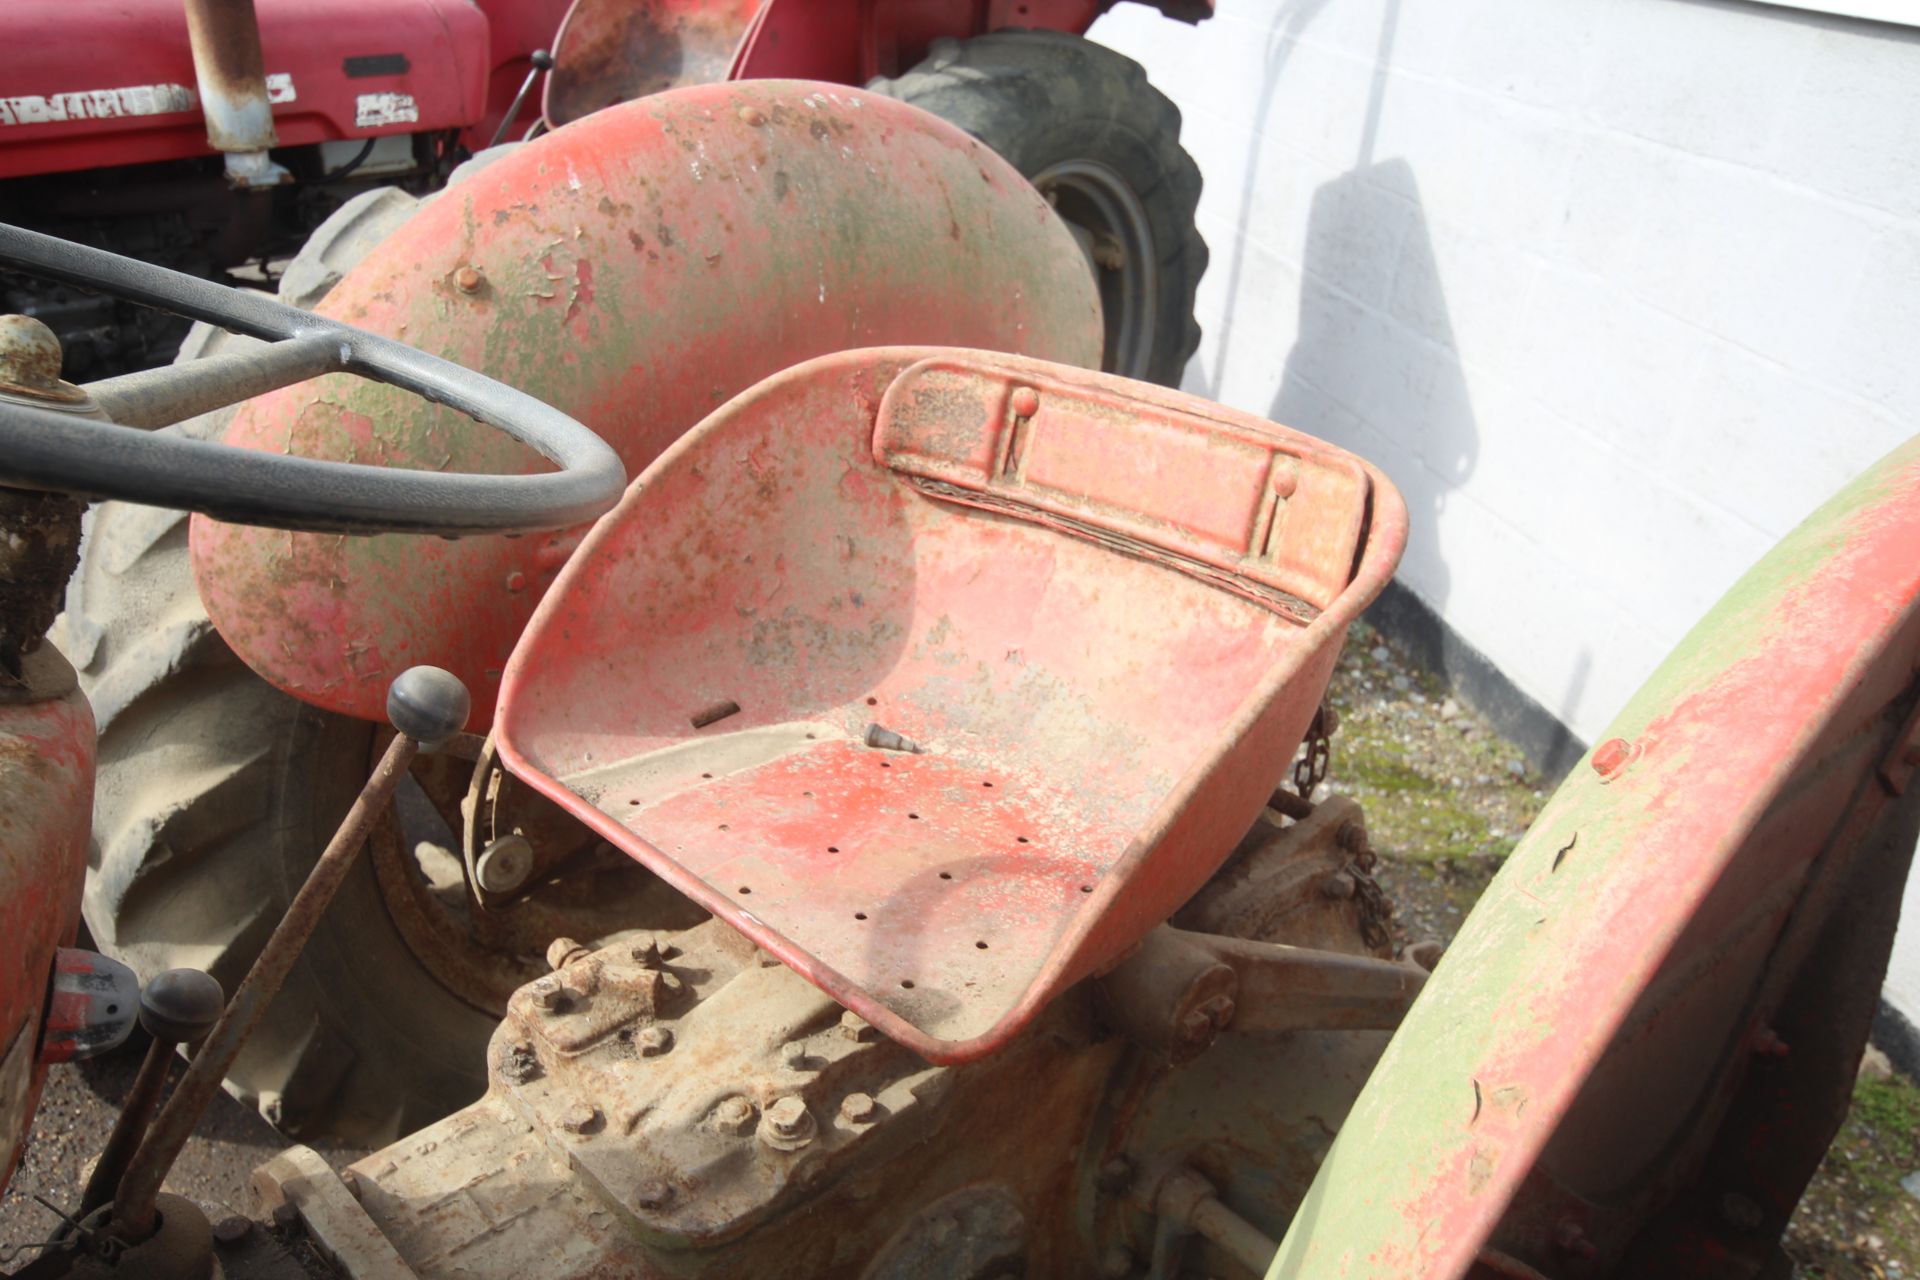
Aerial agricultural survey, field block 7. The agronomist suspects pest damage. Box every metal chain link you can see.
[1293,705,1332,795]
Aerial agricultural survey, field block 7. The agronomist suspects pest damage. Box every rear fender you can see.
[1270,435,1920,1278]
[190,79,1102,729]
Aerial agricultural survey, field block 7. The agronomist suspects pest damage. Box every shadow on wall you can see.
[1207,0,1589,775]
[1272,159,1474,614]
[1270,160,1587,776]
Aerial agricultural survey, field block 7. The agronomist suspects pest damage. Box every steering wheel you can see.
[0,223,624,535]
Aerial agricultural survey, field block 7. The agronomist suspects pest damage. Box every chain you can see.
[1349,863,1393,951]
[1293,705,1333,795]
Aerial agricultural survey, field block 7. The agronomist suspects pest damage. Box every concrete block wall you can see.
[1083,0,1920,1029]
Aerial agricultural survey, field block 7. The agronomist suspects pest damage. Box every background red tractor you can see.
[0,0,1210,386]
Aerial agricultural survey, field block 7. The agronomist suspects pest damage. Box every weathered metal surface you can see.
[328,918,1127,1276]
[1176,795,1395,955]
[37,948,139,1063]
[0,315,93,407]
[112,729,425,1238]
[1269,435,1920,1279]
[84,334,344,429]
[544,0,760,126]
[255,1146,420,1278]
[492,347,1405,1063]
[0,0,491,181]
[1155,1166,1282,1275]
[266,780,1394,1276]
[0,644,92,1196]
[182,0,291,186]
[1098,927,1238,1063]
[1099,927,1424,1055]
[192,80,1103,730]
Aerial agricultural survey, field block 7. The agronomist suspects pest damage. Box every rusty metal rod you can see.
[86,333,342,429]
[182,0,279,154]
[109,732,420,1239]
[76,1038,174,1217]
[1187,1192,1279,1274]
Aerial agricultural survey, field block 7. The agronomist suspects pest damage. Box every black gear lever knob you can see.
[386,665,471,749]
[139,968,225,1045]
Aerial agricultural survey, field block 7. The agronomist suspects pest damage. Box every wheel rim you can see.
[1033,159,1158,381]
[370,739,706,1015]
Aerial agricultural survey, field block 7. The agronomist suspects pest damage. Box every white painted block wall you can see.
[1084,0,1920,1020]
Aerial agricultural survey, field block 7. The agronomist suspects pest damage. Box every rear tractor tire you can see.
[870,29,1208,388]
[55,189,500,1145]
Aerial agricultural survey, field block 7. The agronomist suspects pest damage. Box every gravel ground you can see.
[0,620,1911,1274]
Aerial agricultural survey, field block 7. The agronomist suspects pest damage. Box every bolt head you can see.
[270,1201,300,1231]
[632,940,665,969]
[213,1215,252,1246]
[546,937,587,970]
[714,1096,756,1134]
[1322,870,1358,900]
[738,105,767,127]
[1271,464,1299,499]
[783,1041,812,1070]
[140,968,225,1043]
[634,1179,673,1210]
[386,666,471,748]
[766,1096,808,1134]
[455,265,483,293]
[1591,737,1635,779]
[1010,386,1040,418]
[497,1040,540,1084]
[839,1009,876,1041]
[0,314,66,392]
[637,1026,673,1057]
[560,1103,601,1134]
[839,1092,877,1123]
[529,975,565,1011]
[760,1095,817,1149]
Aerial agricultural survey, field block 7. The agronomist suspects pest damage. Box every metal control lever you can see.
[76,969,224,1218]
[487,48,553,149]
[106,666,470,1241]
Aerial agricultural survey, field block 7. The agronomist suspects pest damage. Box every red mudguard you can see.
[191,80,1102,730]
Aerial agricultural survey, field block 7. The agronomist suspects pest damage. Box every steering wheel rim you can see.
[0,223,625,536]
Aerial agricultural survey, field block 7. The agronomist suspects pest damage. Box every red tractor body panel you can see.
[0,656,94,1195]
[0,0,496,181]
[191,81,1103,730]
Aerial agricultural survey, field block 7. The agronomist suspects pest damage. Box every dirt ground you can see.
[1,621,1914,1274]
